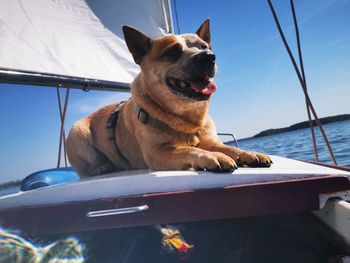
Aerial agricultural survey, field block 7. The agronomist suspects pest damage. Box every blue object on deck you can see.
[21,167,80,191]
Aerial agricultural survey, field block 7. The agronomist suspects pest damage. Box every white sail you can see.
[0,0,173,86]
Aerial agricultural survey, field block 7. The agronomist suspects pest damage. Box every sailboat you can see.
[0,0,349,262]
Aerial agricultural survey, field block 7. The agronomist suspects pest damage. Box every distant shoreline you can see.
[248,114,350,140]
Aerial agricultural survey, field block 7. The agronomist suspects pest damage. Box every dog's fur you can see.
[66,19,272,176]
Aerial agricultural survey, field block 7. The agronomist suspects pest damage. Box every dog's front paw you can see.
[238,151,272,167]
[193,152,237,173]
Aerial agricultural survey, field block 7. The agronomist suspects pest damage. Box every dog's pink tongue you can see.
[190,79,217,95]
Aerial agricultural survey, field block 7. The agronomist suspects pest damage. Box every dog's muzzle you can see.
[165,50,217,101]
[191,51,216,78]
[193,51,216,66]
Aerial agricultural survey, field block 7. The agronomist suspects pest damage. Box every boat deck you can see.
[0,156,349,234]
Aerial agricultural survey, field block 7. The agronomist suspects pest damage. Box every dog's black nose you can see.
[195,51,216,65]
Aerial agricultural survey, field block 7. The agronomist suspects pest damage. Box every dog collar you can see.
[136,106,150,124]
[133,103,199,147]
[134,103,171,130]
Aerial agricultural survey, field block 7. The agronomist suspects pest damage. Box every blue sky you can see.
[1,0,350,183]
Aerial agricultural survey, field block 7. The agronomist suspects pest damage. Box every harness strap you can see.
[106,101,131,168]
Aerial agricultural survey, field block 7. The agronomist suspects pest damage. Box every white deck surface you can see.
[0,156,349,209]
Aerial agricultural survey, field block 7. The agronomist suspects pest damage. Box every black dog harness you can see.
[106,102,199,164]
[106,101,131,169]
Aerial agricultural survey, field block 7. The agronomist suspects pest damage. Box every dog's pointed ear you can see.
[123,26,152,64]
[196,18,211,46]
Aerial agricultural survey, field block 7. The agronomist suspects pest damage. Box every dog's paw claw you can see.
[210,165,222,173]
[237,151,272,168]
[194,152,237,173]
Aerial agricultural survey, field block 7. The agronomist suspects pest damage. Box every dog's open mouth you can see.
[166,75,217,101]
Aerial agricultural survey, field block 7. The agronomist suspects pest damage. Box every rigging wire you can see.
[173,0,181,34]
[267,0,337,164]
[56,87,67,167]
[290,0,319,162]
[56,86,70,168]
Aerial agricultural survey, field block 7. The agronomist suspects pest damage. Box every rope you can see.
[56,87,67,167]
[267,0,337,164]
[290,0,319,162]
[173,0,181,34]
[56,86,70,168]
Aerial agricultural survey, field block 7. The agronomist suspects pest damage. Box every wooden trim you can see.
[1,175,349,235]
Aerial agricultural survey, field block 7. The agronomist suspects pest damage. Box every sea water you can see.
[229,119,350,167]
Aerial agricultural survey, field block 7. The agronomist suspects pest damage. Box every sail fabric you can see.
[0,0,173,84]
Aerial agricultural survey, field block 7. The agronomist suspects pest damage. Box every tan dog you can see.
[66,19,272,176]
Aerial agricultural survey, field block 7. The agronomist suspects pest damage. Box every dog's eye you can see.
[162,44,182,60]
[200,43,208,50]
